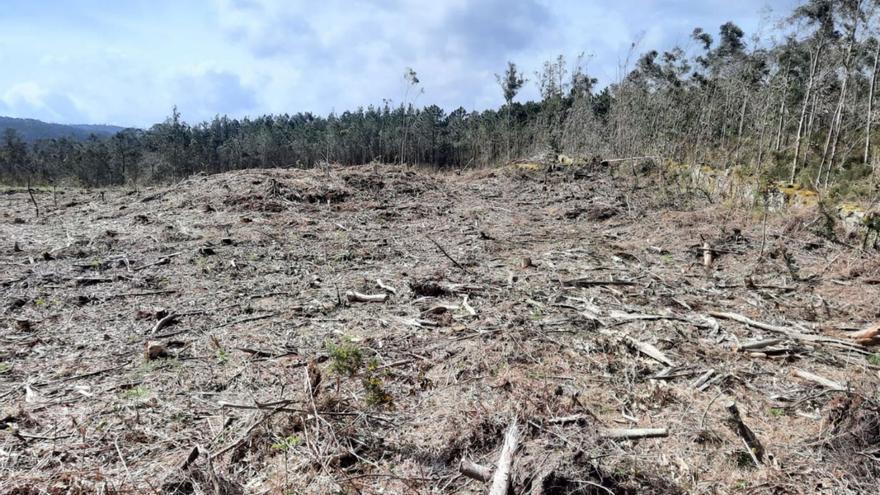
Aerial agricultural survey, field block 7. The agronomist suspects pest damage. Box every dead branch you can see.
[792,368,845,391]
[562,277,637,288]
[426,235,469,273]
[601,428,668,439]
[346,290,388,303]
[26,178,40,217]
[708,311,869,352]
[150,313,178,334]
[489,420,520,495]
[376,279,397,295]
[737,338,786,351]
[725,401,764,465]
[459,458,492,482]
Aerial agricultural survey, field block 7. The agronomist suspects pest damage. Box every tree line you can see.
[1,0,879,198]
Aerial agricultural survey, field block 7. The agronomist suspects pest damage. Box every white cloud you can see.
[0,0,801,126]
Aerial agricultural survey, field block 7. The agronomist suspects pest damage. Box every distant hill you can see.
[0,116,127,143]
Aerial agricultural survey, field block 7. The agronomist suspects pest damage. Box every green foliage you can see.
[271,435,301,452]
[326,338,363,377]
[122,386,149,400]
[362,358,392,407]
[868,354,880,366]
[0,362,11,374]
[216,347,230,364]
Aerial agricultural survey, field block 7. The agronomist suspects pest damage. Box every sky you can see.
[0,0,801,127]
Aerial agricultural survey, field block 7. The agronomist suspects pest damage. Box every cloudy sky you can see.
[0,0,800,127]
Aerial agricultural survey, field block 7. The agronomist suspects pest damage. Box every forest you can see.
[1,0,879,200]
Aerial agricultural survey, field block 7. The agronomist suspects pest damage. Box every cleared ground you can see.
[2,164,880,494]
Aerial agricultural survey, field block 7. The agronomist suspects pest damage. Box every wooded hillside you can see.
[1,0,879,202]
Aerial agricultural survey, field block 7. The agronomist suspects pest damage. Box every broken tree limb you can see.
[376,279,397,295]
[345,291,388,303]
[708,311,870,352]
[847,322,880,345]
[426,235,469,273]
[792,368,845,391]
[150,313,178,334]
[601,428,668,439]
[737,338,785,351]
[459,458,492,482]
[625,336,674,366]
[488,420,520,495]
[133,252,182,272]
[562,277,637,288]
[692,369,715,389]
[599,329,674,366]
[725,401,764,464]
[600,155,660,165]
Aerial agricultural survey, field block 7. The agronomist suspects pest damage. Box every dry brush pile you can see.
[1,162,880,494]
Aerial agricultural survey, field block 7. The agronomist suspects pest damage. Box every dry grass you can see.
[1,164,879,494]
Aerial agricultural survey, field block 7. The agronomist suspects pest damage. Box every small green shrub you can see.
[271,435,301,452]
[326,338,363,377]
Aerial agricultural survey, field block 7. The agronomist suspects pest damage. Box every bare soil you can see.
[2,164,879,494]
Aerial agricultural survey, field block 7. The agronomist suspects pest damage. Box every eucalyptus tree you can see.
[496,61,526,161]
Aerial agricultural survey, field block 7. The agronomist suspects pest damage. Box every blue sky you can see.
[0,0,800,127]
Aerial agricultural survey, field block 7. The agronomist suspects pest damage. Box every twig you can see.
[376,279,397,294]
[426,235,469,273]
[26,177,39,217]
[150,313,178,335]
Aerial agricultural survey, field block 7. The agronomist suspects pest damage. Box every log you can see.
[489,421,520,495]
[792,368,845,391]
[601,428,668,439]
[345,290,388,303]
[459,458,492,482]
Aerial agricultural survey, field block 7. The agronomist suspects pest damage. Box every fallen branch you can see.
[692,369,715,389]
[346,291,388,303]
[708,311,869,352]
[459,458,492,482]
[737,338,785,351]
[132,252,182,272]
[601,428,668,439]
[489,420,520,495]
[725,401,763,465]
[376,279,397,295]
[562,277,637,288]
[426,235,469,273]
[792,368,845,391]
[150,313,178,335]
[624,336,674,366]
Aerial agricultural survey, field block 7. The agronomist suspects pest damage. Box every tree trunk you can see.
[865,40,880,165]
[792,40,824,183]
